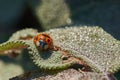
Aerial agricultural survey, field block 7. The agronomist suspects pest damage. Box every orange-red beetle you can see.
[33,33,53,50]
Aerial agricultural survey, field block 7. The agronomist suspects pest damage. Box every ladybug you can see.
[33,33,53,50]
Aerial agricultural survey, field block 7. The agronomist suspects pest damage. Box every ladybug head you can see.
[34,33,53,50]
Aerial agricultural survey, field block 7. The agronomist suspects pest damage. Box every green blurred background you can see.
[0,0,120,79]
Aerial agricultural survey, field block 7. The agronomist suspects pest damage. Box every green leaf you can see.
[45,26,120,73]
[1,26,120,73]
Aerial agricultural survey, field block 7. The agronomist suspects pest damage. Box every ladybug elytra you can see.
[33,33,53,50]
